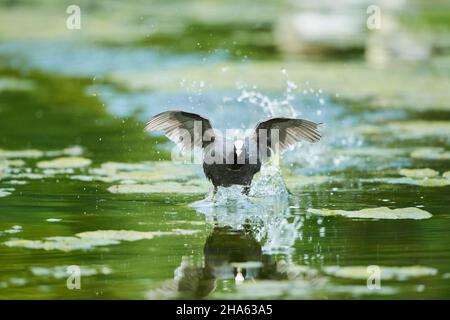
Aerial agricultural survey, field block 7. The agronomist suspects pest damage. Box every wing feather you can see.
[144,111,214,152]
[253,117,321,158]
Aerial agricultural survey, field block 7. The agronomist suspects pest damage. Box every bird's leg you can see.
[212,185,218,196]
[242,185,251,196]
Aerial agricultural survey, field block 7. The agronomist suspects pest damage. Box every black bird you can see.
[144,111,321,195]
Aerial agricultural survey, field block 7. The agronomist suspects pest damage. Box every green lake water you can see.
[0,0,449,299]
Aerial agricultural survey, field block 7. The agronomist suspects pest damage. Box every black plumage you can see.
[145,111,321,195]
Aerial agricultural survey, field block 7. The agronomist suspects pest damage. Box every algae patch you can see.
[36,157,92,169]
[30,265,112,279]
[0,188,14,198]
[107,182,208,194]
[323,265,438,280]
[399,168,439,179]
[307,207,432,220]
[4,229,201,252]
[410,148,450,160]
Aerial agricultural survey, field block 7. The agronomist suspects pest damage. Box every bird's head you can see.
[234,139,244,157]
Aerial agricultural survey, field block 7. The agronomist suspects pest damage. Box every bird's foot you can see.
[242,186,251,196]
[211,186,218,200]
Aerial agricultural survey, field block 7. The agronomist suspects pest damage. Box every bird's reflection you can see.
[147,219,319,299]
[147,225,280,299]
[146,191,327,299]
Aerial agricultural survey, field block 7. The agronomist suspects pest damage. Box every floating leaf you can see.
[30,265,112,279]
[4,229,201,252]
[362,177,450,187]
[0,146,83,160]
[410,148,450,160]
[323,265,438,280]
[0,149,44,159]
[36,157,92,169]
[416,178,450,187]
[0,77,34,92]
[399,168,439,178]
[107,182,208,194]
[0,188,13,197]
[284,175,331,188]
[4,237,119,252]
[307,207,432,220]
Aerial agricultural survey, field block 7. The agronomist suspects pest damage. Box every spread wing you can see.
[144,111,215,153]
[253,117,321,157]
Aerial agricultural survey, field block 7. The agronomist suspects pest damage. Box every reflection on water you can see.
[1,0,449,300]
[148,223,319,299]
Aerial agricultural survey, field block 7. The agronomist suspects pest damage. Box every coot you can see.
[145,111,321,194]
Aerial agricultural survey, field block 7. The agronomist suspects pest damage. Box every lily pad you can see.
[416,178,450,187]
[4,229,201,252]
[90,161,201,183]
[410,148,450,160]
[307,207,432,220]
[0,225,22,235]
[323,265,438,281]
[352,121,450,139]
[76,230,158,241]
[30,265,112,279]
[36,157,92,169]
[399,168,439,178]
[363,177,450,187]
[4,237,119,252]
[284,175,332,188]
[0,149,44,159]
[0,146,83,160]
[0,77,34,92]
[0,188,13,197]
[107,182,208,194]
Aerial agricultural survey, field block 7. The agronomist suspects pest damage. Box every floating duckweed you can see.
[340,147,407,157]
[45,146,84,157]
[93,161,200,182]
[70,161,203,186]
[215,279,396,299]
[0,159,26,169]
[284,175,331,188]
[363,176,450,187]
[70,175,116,182]
[0,190,12,197]
[0,146,83,160]
[4,236,119,252]
[0,225,22,235]
[353,121,450,139]
[3,180,28,185]
[0,188,13,197]
[410,148,450,160]
[0,149,44,159]
[323,265,438,280]
[6,172,46,180]
[36,157,92,169]
[107,182,208,194]
[399,168,439,178]
[4,229,201,251]
[416,178,450,187]
[0,77,34,92]
[76,230,157,241]
[307,207,432,220]
[30,265,112,279]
